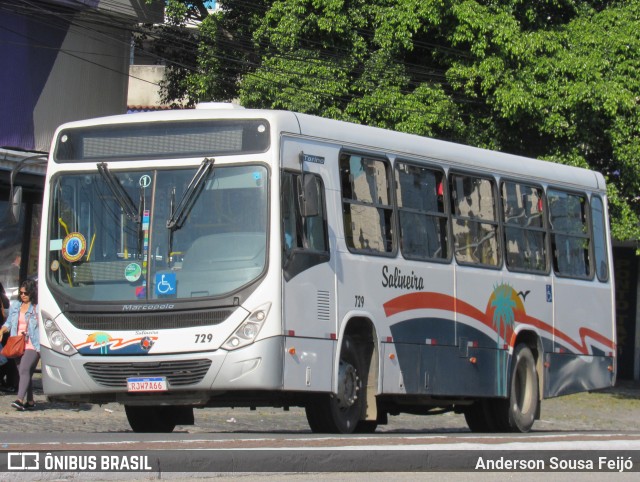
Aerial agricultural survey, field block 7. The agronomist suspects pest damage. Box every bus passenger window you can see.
[450,173,500,267]
[548,189,591,278]
[395,162,449,261]
[340,154,394,255]
[591,196,609,282]
[501,181,547,273]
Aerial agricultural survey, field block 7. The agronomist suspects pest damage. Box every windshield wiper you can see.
[166,157,215,231]
[97,162,140,223]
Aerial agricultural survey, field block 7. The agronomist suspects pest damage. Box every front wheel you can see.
[354,420,378,433]
[125,405,177,433]
[494,344,539,432]
[305,336,366,433]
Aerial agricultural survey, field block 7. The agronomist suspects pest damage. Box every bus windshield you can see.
[47,164,268,302]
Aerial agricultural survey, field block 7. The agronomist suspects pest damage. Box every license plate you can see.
[126,377,167,392]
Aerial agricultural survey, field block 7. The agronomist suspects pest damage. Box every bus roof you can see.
[54,108,605,192]
[292,112,604,192]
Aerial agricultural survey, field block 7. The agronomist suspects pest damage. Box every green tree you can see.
[446,1,640,241]
[143,1,209,107]
[162,0,640,241]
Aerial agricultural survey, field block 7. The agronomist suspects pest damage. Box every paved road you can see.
[1,374,639,435]
[1,375,639,479]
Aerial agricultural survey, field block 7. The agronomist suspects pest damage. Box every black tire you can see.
[493,344,539,432]
[354,420,378,433]
[463,400,496,433]
[125,405,177,433]
[305,336,365,433]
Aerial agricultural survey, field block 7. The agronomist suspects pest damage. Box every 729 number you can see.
[195,334,213,343]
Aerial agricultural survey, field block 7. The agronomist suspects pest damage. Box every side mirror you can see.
[299,175,320,218]
[9,186,22,225]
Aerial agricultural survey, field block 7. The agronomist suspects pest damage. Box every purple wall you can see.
[0,11,68,150]
[0,1,163,152]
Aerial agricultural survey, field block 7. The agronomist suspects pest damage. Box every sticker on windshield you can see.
[155,272,176,296]
[139,175,151,188]
[142,210,150,231]
[61,232,86,262]
[253,171,264,188]
[135,286,146,299]
[125,263,142,282]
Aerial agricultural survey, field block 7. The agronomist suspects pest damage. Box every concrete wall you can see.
[127,65,167,108]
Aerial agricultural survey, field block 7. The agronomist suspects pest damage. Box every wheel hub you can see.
[336,361,359,410]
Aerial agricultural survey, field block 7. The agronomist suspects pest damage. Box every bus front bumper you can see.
[40,336,285,405]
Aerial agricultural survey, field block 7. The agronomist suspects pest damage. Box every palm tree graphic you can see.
[490,283,516,396]
[94,332,112,355]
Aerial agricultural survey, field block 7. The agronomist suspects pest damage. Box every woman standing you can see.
[0,279,40,410]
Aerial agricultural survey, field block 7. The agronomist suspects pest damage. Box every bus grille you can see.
[66,308,235,331]
[83,359,212,388]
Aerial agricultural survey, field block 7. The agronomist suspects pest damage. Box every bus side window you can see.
[395,161,449,261]
[548,189,591,278]
[282,170,329,259]
[282,173,300,250]
[501,181,547,273]
[450,173,500,267]
[591,195,609,282]
[339,153,394,254]
[299,175,327,252]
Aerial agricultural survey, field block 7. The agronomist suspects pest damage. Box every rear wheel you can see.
[463,400,496,433]
[125,405,178,433]
[493,344,539,432]
[305,336,365,433]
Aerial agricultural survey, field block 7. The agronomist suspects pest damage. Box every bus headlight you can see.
[44,318,78,355]
[222,302,271,351]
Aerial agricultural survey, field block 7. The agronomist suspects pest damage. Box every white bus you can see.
[37,106,615,433]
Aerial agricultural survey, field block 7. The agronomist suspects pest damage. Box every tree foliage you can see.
[160,0,640,241]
